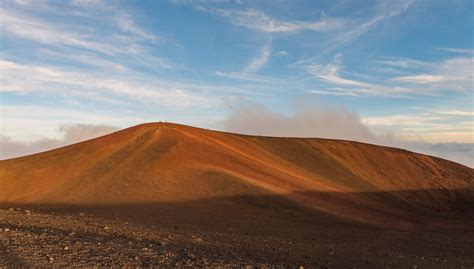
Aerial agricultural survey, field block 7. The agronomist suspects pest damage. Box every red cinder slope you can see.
[1,123,472,228]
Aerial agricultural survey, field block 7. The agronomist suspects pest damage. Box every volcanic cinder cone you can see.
[1,122,473,229]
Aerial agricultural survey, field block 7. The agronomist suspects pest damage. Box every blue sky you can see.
[0,0,473,163]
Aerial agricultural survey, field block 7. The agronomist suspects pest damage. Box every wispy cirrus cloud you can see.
[0,8,124,55]
[0,1,203,110]
[243,41,272,73]
[391,74,445,84]
[71,0,161,43]
[436,109,474,116]
[305,54,370,87]
[200,7,346,33]
[216,41,277,82]
[295,54,411,97]
[0,3,168,68]
[438,48,474,55]
[389,57,473,92]
[297,53,473,97]
[362,106,473,144]
[320,0,412,54]
[116,13,160,42]
[0,60,216,107]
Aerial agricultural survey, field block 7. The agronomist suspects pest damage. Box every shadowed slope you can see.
[0,122,472,228]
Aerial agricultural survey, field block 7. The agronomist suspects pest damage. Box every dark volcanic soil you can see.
[1,200,473,268]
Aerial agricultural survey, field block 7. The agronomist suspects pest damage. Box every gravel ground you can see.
[1,206,473,268]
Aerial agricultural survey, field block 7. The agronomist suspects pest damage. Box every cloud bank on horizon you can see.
[0,0,472,166]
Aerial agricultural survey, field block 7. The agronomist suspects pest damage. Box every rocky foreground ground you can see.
[1,206,474,268]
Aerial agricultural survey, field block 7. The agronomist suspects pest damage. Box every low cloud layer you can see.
[0,123,119,160]
[223,102,376,141]
[222,102,473,167]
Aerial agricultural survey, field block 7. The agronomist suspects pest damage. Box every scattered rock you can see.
[4,228,10,232]
[79,212,86,217]
[8,208,14,211]
[103,225,110,230]
[25,210,31,215]
[64,246,69,251]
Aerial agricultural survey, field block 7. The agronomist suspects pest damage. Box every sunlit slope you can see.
[1,123,472,227]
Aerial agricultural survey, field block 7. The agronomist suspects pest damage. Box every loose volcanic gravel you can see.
[1,207,474,268]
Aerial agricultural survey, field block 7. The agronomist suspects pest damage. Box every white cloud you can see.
[438,48,474,55]
[0,123,119,160]
[437,109,474,116]
[309,89,358,97]
[70,0,105,8]
[297,54,473,97]
[203,7,345,33]
[362,115,445,127]
[391,74,445,84]
[221,101,473,167]
[243,41,271,73]
[116,13,160,42]
[215,71,278,83]
[0,60,216,107]
[0,8,126,55]
[223,101,376,142]
[13,0,35,6]
[306,54,371,87]
[216,41,274,81]
[324,0,412,53]
[275,50,288,57]
[376,57,431,69]
[362,113,473,144]
[0,5,165,68]
[389,57,473,92]
[0,105,140,139]
[38,49,128,72]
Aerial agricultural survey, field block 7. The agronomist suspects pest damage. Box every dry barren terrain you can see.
[1,122,473,267]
